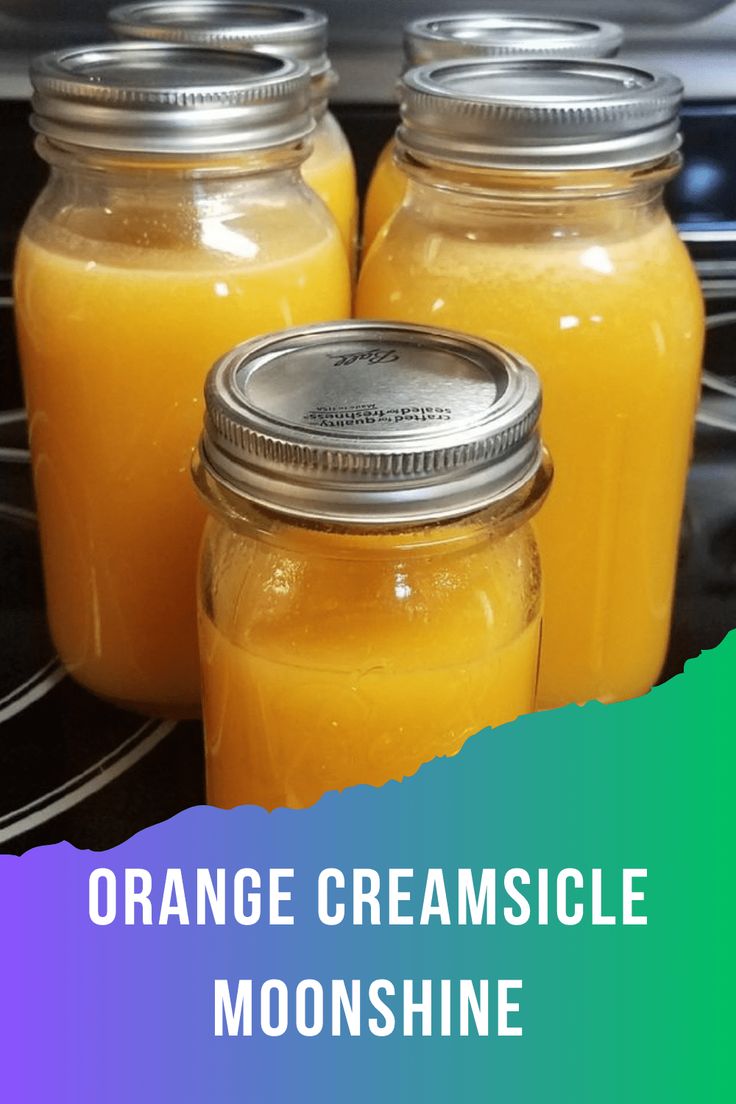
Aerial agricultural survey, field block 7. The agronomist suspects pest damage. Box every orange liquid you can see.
[357,209,704,708]
[15,204,350,714]
[200,519,541,809]
[303,113,358,267]
[362,137,405,253]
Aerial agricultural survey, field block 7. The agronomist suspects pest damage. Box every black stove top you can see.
[0,429,204,851]
[1,101,734,856]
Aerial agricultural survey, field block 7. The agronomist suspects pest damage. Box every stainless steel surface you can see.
[30,41,313,153]
[109,2,331,76]
[3,3,736,101]
[399,58,682,170]
[404,13,623,66]
[1,1,730,34]
[200,321,543,525]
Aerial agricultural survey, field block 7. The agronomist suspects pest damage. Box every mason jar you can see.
[356,59,704,709]
[362,12,624,251]
[193,321,552,810]
[14,42,351,716]
[109,1,358,264]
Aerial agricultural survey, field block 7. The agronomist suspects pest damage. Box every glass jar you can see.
[109,1,358,264]
[193,321,551,810]
[14,43,351,716]
[356,59,705,710]
[362,13,623,252]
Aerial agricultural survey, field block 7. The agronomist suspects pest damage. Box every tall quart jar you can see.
[109,1,358,264]
[362,12,623,252]
[193,321,551,810]
[14,43,351,716]
[356,59,705,709]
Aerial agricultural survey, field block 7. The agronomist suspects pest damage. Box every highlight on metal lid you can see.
[198,320,544,526]
[399,58,683,170]
[30,41,313,154]
[404,11,624,66]
[109,2,331,78]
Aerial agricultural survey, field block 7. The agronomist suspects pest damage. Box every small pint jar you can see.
[362,12,624,251]
[109,1,358,261]
[193,321,552,810]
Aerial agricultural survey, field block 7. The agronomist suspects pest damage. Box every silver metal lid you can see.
[199,321,543,526]
[404,12,624,66]
[109,3,331,78]
[30,41,313,154]
[399,58,683,170]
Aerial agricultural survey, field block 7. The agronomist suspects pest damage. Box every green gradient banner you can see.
[0,634,733,1103]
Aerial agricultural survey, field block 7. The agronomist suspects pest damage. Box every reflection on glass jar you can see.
[194,321,551,810]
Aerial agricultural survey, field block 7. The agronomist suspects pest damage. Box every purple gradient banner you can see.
[0,634,733,1103]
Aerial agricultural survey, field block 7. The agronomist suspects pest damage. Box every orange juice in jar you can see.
[14,43,350,716]
[110,2,358,263]
[363,13,623,252]
[357,59,704,709]
[194,322,551,810]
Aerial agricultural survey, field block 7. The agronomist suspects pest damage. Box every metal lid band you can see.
[30,41,313,154]
[199,321,544,526]
[399,58,683,171]
[404,12,623,67]
[109,2,331,77]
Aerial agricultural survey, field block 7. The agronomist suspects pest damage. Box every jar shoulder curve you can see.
[313,111,354,163]
[18,167,341,264]
[358,202,702,324]
[199,515,542,659]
